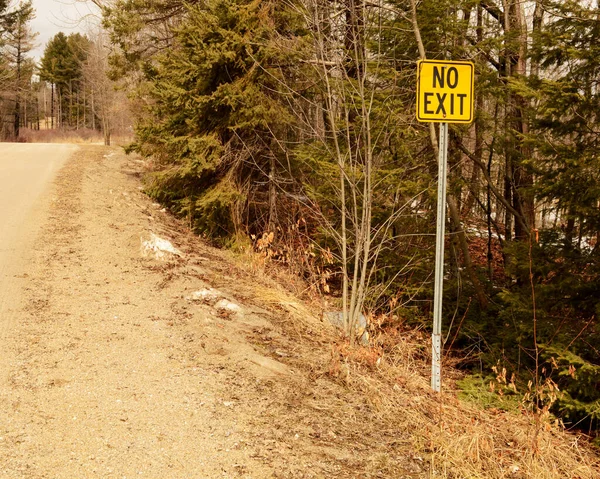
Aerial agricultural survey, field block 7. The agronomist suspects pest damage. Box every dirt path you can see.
[0,145,391,478]
[0,146,287,478]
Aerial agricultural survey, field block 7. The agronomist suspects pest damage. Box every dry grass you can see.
[17,127,104,144]
[322,339,599,478]
[225,257,600,477]
[214,254,600,477]
[14,128,133,146]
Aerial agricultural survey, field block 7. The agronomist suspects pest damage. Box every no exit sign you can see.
[416,60,475,124]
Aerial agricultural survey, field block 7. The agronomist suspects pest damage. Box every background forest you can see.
[1,0,598,439]
[0,0,128,143]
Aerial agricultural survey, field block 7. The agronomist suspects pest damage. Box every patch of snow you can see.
[140,233,183,260]
[215,299,242,314]
[187,288,221,304]
[186,289,243,315]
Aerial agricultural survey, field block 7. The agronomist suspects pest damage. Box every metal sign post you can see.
[416,59,475,392]
[431,122,448,392]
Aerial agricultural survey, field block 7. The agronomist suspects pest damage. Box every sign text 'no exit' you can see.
[417,60,474,124]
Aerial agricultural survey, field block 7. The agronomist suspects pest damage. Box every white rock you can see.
[324,311,369,345]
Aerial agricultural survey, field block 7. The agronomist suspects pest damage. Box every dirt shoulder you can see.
[0,146,597,479]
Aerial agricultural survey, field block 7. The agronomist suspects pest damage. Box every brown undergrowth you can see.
[14,128,133,145]
[132,153,600,478]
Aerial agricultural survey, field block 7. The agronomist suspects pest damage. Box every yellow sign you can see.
[417,60,474,124]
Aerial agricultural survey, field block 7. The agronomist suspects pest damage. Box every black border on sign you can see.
[416,59,475,124]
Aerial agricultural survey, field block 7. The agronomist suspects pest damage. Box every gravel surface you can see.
[0,146,320,478]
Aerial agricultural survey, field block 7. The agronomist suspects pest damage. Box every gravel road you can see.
[0,145,282,478]
[0,144,355,479]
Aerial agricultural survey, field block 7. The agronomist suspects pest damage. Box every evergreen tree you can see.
[0,0,10,29]
[130,0,305,241]
[40,32,90,129]
[496,0,600,432]
[102,0,192,75]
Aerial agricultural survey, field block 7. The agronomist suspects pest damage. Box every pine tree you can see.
[40,32,90,129]
[499,0,600,432]
[127,0,304,242]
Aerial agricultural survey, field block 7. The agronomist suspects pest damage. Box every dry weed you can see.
[329,342,600,478]
[222,248,600,477]
[16,128,133,145]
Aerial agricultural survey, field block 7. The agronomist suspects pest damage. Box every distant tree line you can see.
[98,0,600,436]
[38,30,126,144]
[39,32,90,131]
[0,1,127,143]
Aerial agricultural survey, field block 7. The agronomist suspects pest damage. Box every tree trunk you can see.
[83,83,87,128]
[51,84,54,129]
[268,154,277,233]
[13,41,22,139]
[103,113,111,146]
[506,0,534,241]
[69,79,73,128]
[91,89,96,131]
